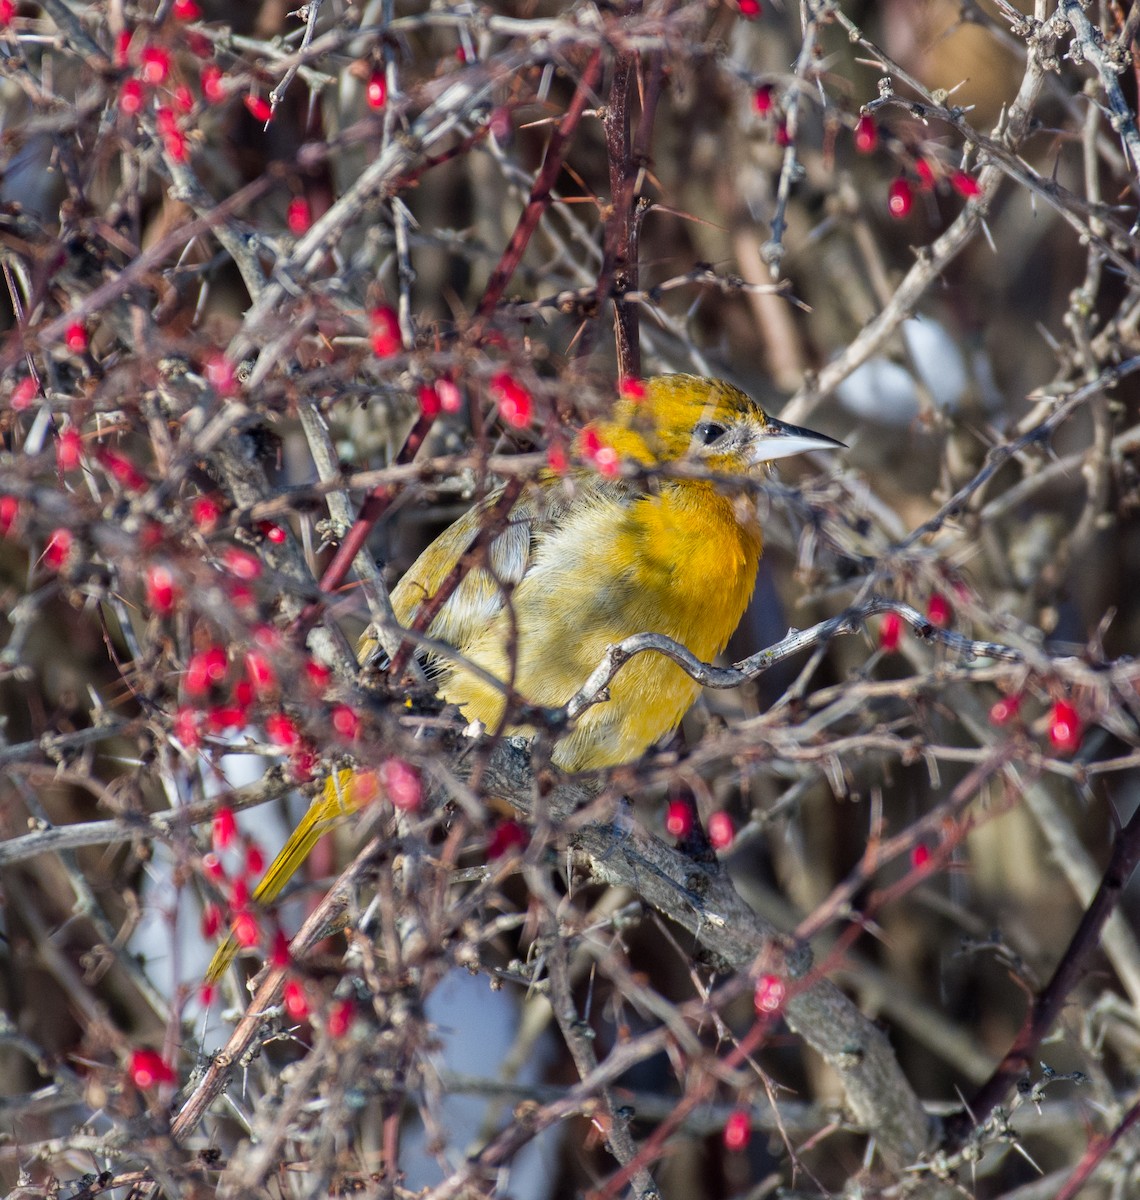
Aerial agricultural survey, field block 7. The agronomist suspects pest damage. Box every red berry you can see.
[265,712,301,750]
[201,64,226,104]
[487,819,528,859]
[201,852,225,881]
[175,706,202,748]
[911,844,931,869]
[752,84,774,116]
[245,842,265,876]
[619,376,646,401]
[244,94,272,123]
[724,1108,751,1152]
[365,69,387,110]
[1048,700,1082,754]
[173,84,194,113]
[11,377,36,410]
[232,910,260,948]
[989,693,1022,726]
[774,120,790,147]
[128,1048,176,1090]
[926,592,951,628]
[304,659,333,690]
[331,703,361,740]
[888,177,913,218]
[0,495,19,537]
[205,353,237,395]
[854,113,878,153]
[490,371,533,429]
[436,378,462,413]
[286,196,312,234]
[42,528,73,571]
[270,928,291,968]
[115,30,132,68]
[0,0,15,25]
[580,427,618,475]
[208,700,246,729]
[878,611,902,652]
[665,800,693,839]
[140,46,171,85]
[951,170,981,199]
[221,546,262,580]
[56,428,82,471]
[290,744,320,782]
[369,305,401,357]
[915,157,936,192]
[145,564,178,615]
[163,129,189,162]
[120,78,145,115]
[173,0,202,18]
[191,494,223,532]
[418,383,442,417]
[64,322,88,353]
[283,978,309,1019]
[212,806,237,851]
[99,448,147,490]
[594,445,619,477]
[754,973,786,1014]
[185,645,227,695]
[201,903,222,939]
[708,811,734,850]
[206,704,246,732]
[327,999,355,1038]
[738,0,761,16]
[245,650,276,697]
[546,443,568,474]
[382,758,421,811]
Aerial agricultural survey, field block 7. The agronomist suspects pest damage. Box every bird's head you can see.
[591,373,844,475]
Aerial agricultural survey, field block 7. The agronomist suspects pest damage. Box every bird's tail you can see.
[204,767,364,984]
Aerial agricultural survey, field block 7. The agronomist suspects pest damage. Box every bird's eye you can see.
[693,421,728,445]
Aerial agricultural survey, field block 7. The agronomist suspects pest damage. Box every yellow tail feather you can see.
[204,768,366,983]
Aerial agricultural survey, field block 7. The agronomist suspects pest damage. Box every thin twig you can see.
[955,801,1140,1144]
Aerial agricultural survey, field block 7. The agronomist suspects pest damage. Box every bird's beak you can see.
[750,415,846,464]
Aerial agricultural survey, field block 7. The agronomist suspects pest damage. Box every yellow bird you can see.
[205,374,841,982]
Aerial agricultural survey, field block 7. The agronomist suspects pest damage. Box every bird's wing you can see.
[391,478,588,654]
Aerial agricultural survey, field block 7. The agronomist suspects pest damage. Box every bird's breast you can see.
[420,477,764,769]
[615,481,763,659]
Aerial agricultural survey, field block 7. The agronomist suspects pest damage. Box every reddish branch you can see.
[585,45,663,378]
[600,49,641,379]
[288,409,438,647]
[589,1010,786,1200]
[314,409,435,598]
[953,801,1140,1145]
[1054,1093,1140,1200]
[472,48,604,331]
